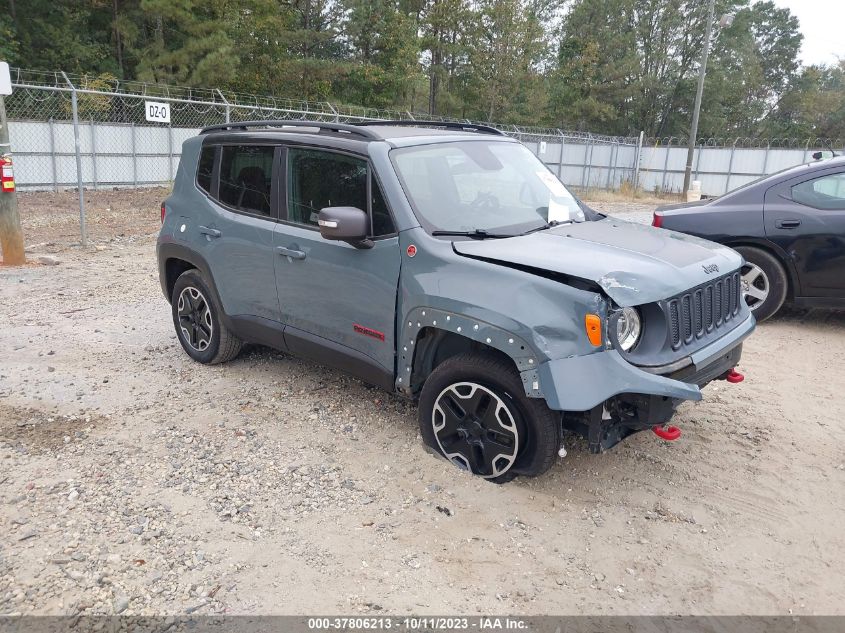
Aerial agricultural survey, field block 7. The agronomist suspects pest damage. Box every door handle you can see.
[775,219,801,229]
[276,246,306,260]
[198,226,221,238]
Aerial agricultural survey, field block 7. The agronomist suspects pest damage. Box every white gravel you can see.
[1,197,844,616]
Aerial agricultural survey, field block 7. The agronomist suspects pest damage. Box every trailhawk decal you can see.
[353,323,386,341]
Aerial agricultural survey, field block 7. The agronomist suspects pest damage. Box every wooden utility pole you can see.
[0,94,25,265]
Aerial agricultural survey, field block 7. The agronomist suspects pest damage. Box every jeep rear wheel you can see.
[418,352,559,483]
[171,269,243,364]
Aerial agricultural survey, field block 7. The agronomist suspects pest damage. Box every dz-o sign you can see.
[145,101,171,124]
[0,62,12,96]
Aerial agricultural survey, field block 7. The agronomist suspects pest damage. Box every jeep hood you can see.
[452,217,742,307]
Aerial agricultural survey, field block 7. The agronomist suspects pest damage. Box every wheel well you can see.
[408,327,519,396]
[165,258,196,302]
[726,241,795,300]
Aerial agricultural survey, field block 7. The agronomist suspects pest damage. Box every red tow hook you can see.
[726,368,745,383]
[652,425,681,441]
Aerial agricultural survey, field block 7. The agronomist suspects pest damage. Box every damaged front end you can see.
[536,269,755,453]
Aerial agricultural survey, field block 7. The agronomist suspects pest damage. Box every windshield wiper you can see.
[431,229,512,239]
[519,219,570,236]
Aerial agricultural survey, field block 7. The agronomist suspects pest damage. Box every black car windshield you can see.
[391,141,585,235]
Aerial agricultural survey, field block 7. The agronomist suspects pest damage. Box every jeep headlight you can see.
[616,307,642,352]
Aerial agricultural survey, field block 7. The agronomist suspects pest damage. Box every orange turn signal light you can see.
[585,314,602,347]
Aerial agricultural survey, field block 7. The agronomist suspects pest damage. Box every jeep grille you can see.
[665,271,742,350]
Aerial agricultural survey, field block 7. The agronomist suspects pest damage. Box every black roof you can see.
[199,119,505,141]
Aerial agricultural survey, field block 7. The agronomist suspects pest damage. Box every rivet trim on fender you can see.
[398,307,544,398]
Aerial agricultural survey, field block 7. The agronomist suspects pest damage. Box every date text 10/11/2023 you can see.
[307,617,529,630]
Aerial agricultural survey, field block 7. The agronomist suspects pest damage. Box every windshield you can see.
[391,141,585,235]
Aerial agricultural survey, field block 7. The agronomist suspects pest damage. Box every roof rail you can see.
[353,120,505,136]
[199,120,381,139]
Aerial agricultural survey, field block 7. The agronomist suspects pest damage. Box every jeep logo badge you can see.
[702,264,719,274]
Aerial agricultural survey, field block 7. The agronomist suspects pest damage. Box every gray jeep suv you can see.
[157,120,755,482]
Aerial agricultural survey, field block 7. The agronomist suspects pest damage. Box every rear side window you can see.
[792,172,845,210]
[197,146,215,193]
[219,145,275,216]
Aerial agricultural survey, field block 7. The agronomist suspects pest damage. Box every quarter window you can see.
[219,145,275,216]
[371,180,396,236]
[792,173,845,210]
[197,146,215,194]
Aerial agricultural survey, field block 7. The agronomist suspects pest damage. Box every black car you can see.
[653,156,845,321]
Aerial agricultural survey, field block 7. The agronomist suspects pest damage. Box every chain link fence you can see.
[5,67,842,244]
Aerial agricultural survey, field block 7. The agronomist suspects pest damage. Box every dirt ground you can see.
[1,190,844,616]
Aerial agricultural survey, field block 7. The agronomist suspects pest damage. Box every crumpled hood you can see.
[452,217,742,306]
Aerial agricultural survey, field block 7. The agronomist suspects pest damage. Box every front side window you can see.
[288,148,368,227]
[792,172,845,210]
[287,148,395,236]
[391,141,584,234]
[218,145,275,216]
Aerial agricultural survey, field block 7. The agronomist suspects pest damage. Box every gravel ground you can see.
[1,191,844,616]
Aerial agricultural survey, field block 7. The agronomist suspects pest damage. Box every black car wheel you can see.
[418,352,559,483]
[735,246,788,322]
[172,269,243,364]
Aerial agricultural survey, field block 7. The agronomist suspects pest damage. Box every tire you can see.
[418,352,560,483]
[171,269,242,364]
[735,246,788,322]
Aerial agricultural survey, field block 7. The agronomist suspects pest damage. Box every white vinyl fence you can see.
[5,68,843,245]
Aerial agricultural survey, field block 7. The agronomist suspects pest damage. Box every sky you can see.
[771,0,843,66]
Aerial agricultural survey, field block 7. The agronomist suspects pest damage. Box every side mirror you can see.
[317,207,373,249]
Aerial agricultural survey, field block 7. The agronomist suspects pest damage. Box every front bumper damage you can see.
[534,313,755,452]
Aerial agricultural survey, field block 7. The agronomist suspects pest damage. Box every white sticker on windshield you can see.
[548,198,572,222]
[536,170,569,198]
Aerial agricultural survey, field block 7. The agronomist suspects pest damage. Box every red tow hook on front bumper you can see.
[726,368,745,383]
[653,425,681,441]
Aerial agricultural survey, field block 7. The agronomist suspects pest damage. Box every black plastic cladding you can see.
[664,271,742,350]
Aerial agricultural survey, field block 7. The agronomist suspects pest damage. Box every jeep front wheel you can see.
[418,352,560,483]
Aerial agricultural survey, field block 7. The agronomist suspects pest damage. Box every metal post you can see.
[49,118,58,192]
[683,0,717,195]
[608,141,618,190]
[582,137,593,189]
[62,71,86,247]
[633,131,644,189]
[802,139,810,164]
[660,140,672,193]
[168,121,174,182]
[327,102,339,123]
[131,122,137,187]
[557,131,565,179]
[90,119,98,190]
[216,89,231,124]
[725,139,737,193]
[694,142,703,181]
[761,142,770,178]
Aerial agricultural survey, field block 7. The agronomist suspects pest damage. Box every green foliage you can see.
[1,0,843,138]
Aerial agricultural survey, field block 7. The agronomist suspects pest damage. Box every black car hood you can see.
[452,218,742,307]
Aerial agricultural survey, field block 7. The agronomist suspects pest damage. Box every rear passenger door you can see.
[197,143,282,323]
[273,146,400,384]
